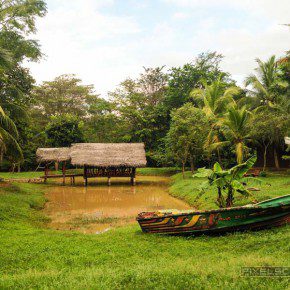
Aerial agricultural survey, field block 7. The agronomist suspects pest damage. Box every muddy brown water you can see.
[45,176,191,234]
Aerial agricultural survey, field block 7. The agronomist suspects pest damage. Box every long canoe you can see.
[136,194,290,235]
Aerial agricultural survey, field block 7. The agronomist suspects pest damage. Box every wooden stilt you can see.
[131,177,136,186]
[108,177,111,186]
[84,165,88,186]
[44,163,48,183]
[131,168,136,186]
[62,161,66,185]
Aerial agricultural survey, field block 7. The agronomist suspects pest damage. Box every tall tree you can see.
[84,98,119,143]
[110,67,168,162]
[32,74,98,124]
[218,106,252,164]
[190,76,240,163]
[0,0,46,166]
[166,103,209,177]
[45,114,84,147]
[245,55,289,168]
[245,56,288,109]
[250,110,288,170]
[165,52,233,111]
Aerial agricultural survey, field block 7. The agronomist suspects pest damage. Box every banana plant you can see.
[193,155,258,208]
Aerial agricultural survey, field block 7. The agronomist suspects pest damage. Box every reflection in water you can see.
[45,176,191,234]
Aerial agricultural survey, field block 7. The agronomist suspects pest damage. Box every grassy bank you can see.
[170,171,290,210]
[0,171,43,179]
[0,175,289,289]
[137,167,181,176]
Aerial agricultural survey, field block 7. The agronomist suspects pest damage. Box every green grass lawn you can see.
[0,173,289,289]
[137,167,182,176]
[0,171,44,179]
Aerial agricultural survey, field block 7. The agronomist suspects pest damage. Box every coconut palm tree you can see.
[245,56,288,109]
[0,105,23,164]
[245,56,289,169]
[216,106,252,164]
[0,46,23,165]
[191,76,239,118]
[190,77,239,163]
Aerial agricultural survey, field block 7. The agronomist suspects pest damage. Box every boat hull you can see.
[137,195,290,235]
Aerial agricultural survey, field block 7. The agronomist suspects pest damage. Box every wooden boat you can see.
[137,195,290,235]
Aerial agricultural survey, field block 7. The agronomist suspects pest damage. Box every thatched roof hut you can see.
[36,147,71,162]
[70,143,147,167]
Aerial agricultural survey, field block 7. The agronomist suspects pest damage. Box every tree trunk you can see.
[273,147,280,169]
[236,142,243,164]
[217,187,224,208]
[263,143,269,171]
[0,148,3,168]
[17,164,20,173]
[11,163,15,173]
[190,156,195,173]
[182,162,185,179]
[226,188,234,208]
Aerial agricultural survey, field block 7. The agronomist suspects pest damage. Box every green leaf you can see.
[198,180,210,190]
[213,162,222,172]
[230,155,257,179]
[192,167,213,178]
[232,180,250,197]
[212,177,226,188]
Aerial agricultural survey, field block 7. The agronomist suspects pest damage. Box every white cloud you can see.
[26,0,141,97]
[25,0,290,98]
[173,12,189,20]
[163,0,290,21]
[186,23,290,86]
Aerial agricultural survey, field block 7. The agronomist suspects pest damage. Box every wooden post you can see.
[131,168,136,186]
[84,165,88,186]
[44,163,48,183]
[108,177,111,186]
[62,161,66,185]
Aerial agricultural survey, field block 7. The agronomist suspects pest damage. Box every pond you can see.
[45,175,191,234]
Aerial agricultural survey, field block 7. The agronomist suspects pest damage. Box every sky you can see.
[26,0,290,98]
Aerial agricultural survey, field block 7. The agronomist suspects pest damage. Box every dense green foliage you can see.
[0,0,47,169]
[45,114,84,147]
[166,104,209,174]
[0,0,288,172]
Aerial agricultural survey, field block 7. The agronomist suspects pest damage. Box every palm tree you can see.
[218,106,252,164]
[0,47,23,166]
[0,105,23,165]
[245,56,288,109]
[191,76,239,118]
[245,56,289,168]
[190,77,239,163]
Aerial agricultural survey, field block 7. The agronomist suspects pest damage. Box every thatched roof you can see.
[36,147,71,162]
[70,143,147,167]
